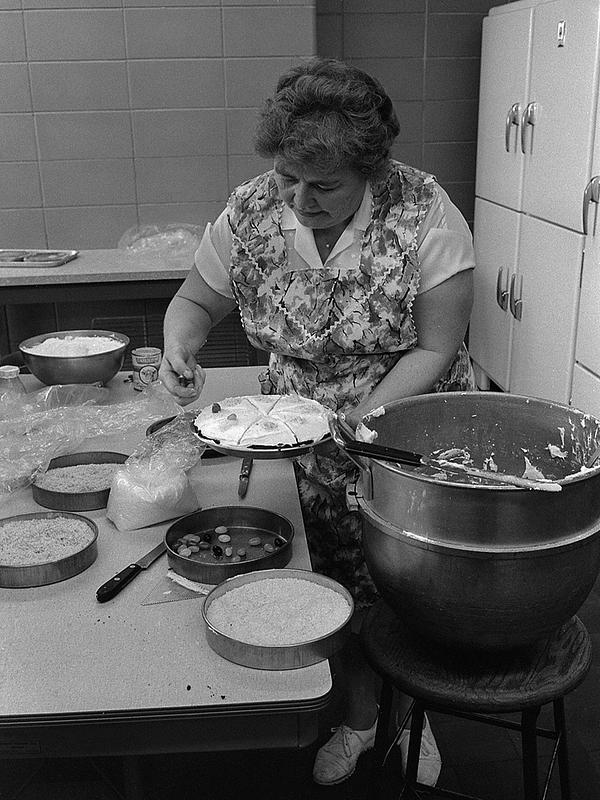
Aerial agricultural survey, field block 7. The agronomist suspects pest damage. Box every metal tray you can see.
[165,506,294,585]
[0,511,98,588]
[0,249,78,268]
[202,568,354,670]
[32,451,128,511]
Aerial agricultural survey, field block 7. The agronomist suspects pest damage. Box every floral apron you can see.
[227,161,474,609]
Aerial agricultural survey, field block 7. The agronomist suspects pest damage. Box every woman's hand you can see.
[159,272,235,405]
[159,346,206,405]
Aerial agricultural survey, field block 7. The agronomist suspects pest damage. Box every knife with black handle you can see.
[96,541,166,603]
[238,456,253,498]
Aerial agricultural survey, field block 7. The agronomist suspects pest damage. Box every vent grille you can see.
[91,310,268,371]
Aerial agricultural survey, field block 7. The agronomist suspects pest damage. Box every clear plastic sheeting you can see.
[118,223,203,268]
[0,383,180,495]
[106,414,205,530]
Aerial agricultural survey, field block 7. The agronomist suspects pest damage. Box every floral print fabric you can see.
[226,160,475,608]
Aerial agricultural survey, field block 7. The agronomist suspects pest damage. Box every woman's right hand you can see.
[159,346,206,405]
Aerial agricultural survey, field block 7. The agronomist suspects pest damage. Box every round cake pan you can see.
[202,568,354,670]
[165,506,294,585]
[0,511,98,588]
[32,451,128,511]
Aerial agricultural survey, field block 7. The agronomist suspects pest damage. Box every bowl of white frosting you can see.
[19,329,129,386]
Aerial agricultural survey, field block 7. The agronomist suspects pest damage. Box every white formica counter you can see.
[0,249,189,288]
[0,368,331,762]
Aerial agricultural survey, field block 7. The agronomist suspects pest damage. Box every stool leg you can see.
[370,679,394,800]
[521,707,541,800]
[554,698,571,800]
[404,702,425,788]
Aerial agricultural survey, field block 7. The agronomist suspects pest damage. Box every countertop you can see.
[0,368,332,756]
[0,249,191,287]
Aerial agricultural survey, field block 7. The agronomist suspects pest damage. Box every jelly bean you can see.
[232,556,241,563]
[177,546,192,557]
[198,541,211,550]
[263,543,275,553]
[225,546,233,557]
[183,534,201,543]
[237,548,246,559]
[217,534,231,544]
[215,526,229,535]
[187,545,200,553]
[248,537,262,547]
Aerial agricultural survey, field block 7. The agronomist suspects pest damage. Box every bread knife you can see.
[96,541,166,603]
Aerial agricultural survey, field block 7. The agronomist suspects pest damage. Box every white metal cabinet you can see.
[509,215,583,403]
[472,200,583,403]
[475,5,532,211]
[476,0,600,231]
[571,364,600,419]
[576,235,600,377]
[522,0,600,231]
[470,199,518,390]
[472,0,600,406]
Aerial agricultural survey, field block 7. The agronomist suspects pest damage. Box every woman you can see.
[159,57,475,788]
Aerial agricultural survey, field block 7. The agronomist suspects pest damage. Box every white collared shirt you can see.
[194,180,474,297]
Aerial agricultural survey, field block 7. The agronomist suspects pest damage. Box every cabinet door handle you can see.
[520,102,537,154]
[509,273,523,320]
[505,103,521,152]
[496,267,509,310]
[582,175,600,235]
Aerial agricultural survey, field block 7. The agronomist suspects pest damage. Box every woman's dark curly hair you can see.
[254,57,400,179]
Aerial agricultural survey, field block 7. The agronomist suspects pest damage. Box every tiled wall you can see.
[0,0,316,250]
[316,0,509,228]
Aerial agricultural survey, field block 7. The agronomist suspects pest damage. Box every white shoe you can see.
[398,714,441,787]
[313,719,378,785]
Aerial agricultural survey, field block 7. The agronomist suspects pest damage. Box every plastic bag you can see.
[0,383,108,422]
[0,382,179,494]
[118,223,203,268]
[106,414,205,530]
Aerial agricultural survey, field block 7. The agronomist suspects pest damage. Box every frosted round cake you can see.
[193,394,331,449]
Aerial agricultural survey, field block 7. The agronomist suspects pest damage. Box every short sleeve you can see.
[194,207,234,298]
[416,184,475,294]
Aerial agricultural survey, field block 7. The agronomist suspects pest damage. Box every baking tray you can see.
[202,568,354,670]
[165,506,293,585]
[0,511,98,588]
[0,249,78,268]
[32,451,128,511]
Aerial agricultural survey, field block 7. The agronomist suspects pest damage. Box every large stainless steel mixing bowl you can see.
[340,392,600,651]
[19,329,129,385]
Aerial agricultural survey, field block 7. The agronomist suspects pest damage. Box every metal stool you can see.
[361,600,592,800]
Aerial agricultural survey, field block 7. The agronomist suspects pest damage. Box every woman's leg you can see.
[340,630,379,730]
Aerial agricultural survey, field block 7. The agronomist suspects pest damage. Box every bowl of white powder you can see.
[19,329,129,385]
[202,568,354,670]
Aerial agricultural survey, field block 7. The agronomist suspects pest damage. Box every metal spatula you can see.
[331,417,562,492]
